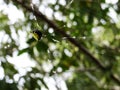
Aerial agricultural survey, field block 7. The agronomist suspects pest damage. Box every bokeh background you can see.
[0,0,120,90]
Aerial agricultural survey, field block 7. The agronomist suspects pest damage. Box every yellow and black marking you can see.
[31,29,42,41]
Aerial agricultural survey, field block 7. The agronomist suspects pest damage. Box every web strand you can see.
[30,3,40,28]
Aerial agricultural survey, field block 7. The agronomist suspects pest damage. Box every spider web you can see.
[31,0,104,42]
[30,0,118,89]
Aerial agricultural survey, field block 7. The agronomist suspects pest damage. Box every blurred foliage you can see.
[0,0,120,90]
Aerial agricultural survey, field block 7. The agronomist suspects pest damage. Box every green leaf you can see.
[18,48,29,56]
[27,38,36,44]
[36,41,48,52]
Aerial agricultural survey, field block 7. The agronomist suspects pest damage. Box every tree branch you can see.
[12,0,105,70]
[11,0,120,84]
